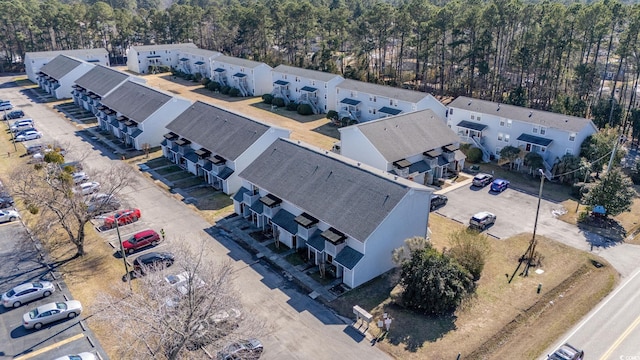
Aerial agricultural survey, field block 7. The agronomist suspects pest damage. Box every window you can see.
[295,76,300,82]
[283,75,287,80]
[507,119,512,127]
[540,127,546,135]
[497,133,503,141]
[312,80,316,86]
[500,119,505,126]
[324,94,327,99]
[471,114,475,120]
[477,116,481,121]
[569,133,576,141]
[412,104,417,111]
[504,134,510,142]
[566,148,573,155]
[449,108,454,115]
[324,83,327,88]
[351,91,357,97]
[495,147,502,155]
[532,126,538,134]
[326,254,333,263]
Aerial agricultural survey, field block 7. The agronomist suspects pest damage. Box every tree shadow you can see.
[578,216,627,248]
[382,303,457,352]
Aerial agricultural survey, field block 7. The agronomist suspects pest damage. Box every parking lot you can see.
[0,221,105,360]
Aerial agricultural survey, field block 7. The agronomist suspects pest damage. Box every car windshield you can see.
[166,275,181,284]
[33,282,43,288]
[6,289,15,297]
[471,216,483,222]
[56,302,68,310]
[28,309,39,319]
[128,236,138,244]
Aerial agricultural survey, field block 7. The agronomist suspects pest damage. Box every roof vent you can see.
[528,111,533,117]
[468,100,472,105]
[357,162,361,166]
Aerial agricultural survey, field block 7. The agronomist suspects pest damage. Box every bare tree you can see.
[9,159,136,256]
[91,244,264,360]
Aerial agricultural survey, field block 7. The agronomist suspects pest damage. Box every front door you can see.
[292,235,297,249]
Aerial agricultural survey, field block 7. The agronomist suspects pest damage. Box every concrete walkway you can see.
[216,216,340,302]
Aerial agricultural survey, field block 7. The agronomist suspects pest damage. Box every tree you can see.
[92,244,263,359]
[499,145,521,169]
[524,152,544,174]
[580,128,626,174]
[394,237,475,315]
[590,99,623,129]
[9,161,135,256]
[583,168,636,217]
[446,229,489,281]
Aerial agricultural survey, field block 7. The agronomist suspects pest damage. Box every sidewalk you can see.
[215,216,340,303]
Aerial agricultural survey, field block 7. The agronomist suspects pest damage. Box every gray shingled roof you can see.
[74,65,129,97]
[100,81,172,122]
[212,55,268,69]
[273,65,343,83]
[448,96,597,133]
[26,48,107,59]
[40,55,84,80]
[350,109,459,162]
[131,43,197,52]
[239,139,416,242]
[166,101,271,161]
[337,79,433,103]
[177,48,221,58]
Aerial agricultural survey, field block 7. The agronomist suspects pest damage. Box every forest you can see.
[1,0,639,134]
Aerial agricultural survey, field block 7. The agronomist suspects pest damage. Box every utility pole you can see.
[523,168,545,277]
[115,219,132,291]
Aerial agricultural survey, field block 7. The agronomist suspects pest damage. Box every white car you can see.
[10,119,34,132]
[0,209,20,223]
[165,271,206,296]
[53,353,96,360]
[23,300,83,330]
[72,172,90,184]
[0,102,13,111]
[2,281,55,308]
[15,130,42,142]
[75,182,100,195]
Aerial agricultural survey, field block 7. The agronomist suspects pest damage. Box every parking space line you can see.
[14,333,85,360]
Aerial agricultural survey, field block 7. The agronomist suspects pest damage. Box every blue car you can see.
[490,179,510,192]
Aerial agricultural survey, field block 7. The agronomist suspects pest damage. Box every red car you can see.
[122,229,161,254]
[103,208,141,229]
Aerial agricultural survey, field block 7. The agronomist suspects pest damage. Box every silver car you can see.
[0,209,20,223]
[15,130,43,142]
[2,281,55,308]
[53,352,96,360]
[23,300,83,329]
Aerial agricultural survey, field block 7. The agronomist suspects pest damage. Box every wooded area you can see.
[1,0,639,131]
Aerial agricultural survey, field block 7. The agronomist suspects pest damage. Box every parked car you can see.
[0,209,20,223]
[72,172,89,184]
[547,343,584,360]
[53,353,96,360]
[2,281,55,308]
[0,101,13,111]
[75,181,100,195]
[165,271,206,295]
[10,119,34,132]
[430,194,448,211]
[22,300,82,330]
[4,110,24,120]
[490,179,510,192]
[103,208,141,228]
[186,307,242,350]
[130,252,175,277]
[0,193,14,209]
[472,173,494,187]
[26,143,44,155]
[122,229,161,254]
[217,339,263,360]
[15,130,42,142]
[86,194,121,214]
[469,211,497,231]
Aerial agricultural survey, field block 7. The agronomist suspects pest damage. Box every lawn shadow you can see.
[382,303,457,352]
[578,217,627,248]
[311,122,340,140]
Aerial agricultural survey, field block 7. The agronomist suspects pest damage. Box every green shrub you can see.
[202,78,211,86]
[286,102,298,111]
[157,65,171,73]
[297,103,313,115]
[194,73,202,82]
[220,85,231,95]
[207,81,220,91]
[326,110,338,121]
[466,147,483,163]
[340,117,351,127]
[272,97,285,107]
[228,87,241,97]
[262,94,274,104]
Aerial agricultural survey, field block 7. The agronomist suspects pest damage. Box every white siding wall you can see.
[338,127,389,171]
[134,98,192,150]
[126,50,141,73]
[349,188,431,288]
[253,65,274,96]
[416,94,447,122]
[54,63,94,99]
[26,57,52,83]
[326,77,344,113]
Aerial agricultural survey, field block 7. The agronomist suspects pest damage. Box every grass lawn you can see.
[330,214,618,359]
[307,269,337,286]
[172,176,205,188]
[187,191,234,224]
[284,251,307,267]
[163,171,192,181]
[155,165,182,175]
[266,241,290,254]
[142,156,172,169]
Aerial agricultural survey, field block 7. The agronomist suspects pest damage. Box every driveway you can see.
[2,76,390,359]
[438,181,640,277]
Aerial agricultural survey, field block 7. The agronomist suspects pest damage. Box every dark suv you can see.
[430,194,448,211]
[4,110,24,120]
[133,252,175,273]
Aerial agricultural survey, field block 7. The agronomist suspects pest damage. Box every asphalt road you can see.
[1,77,390,359]
[0,221,102,360]
[541,268,640,360]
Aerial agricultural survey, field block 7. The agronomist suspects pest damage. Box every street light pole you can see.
[525,168,545,277]
[115,219,132,291]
